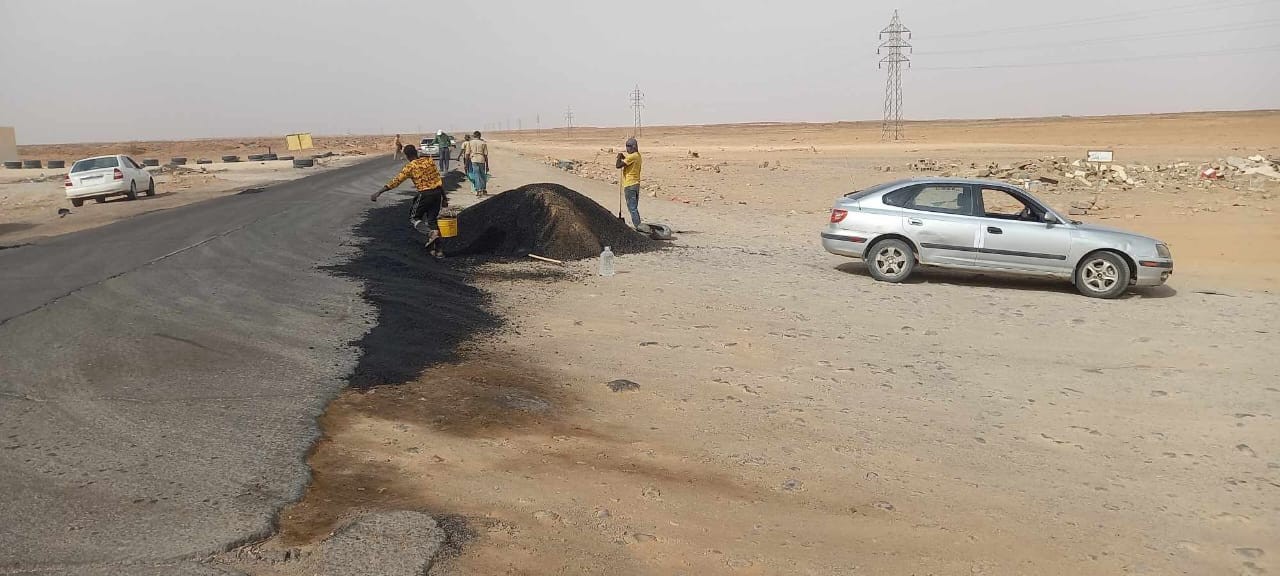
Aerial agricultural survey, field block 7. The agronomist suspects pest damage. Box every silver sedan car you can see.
[821,178,1173,298]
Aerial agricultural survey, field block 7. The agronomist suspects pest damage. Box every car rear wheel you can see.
[1075,251,1131,299]
[94,197,106,203]
[126,181,138,200]
[145,179,155,197]
[71,198,84,207]
[866,239,916,283]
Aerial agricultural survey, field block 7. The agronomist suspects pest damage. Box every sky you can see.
[1,0,1278,143]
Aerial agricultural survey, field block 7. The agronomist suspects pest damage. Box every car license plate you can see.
[81,175,102,183]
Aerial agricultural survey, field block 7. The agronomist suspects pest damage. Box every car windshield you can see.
[843,180,904,200]
[70,157,119,173]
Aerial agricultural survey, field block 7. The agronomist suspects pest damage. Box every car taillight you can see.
[64,175,72,187]
[830,209,848,223]
[113,168,124,180]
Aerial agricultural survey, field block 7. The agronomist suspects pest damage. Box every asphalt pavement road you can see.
[0,156,405,574]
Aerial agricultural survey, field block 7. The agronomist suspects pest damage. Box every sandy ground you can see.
[1,135,408,243]
[220,113,1280,576]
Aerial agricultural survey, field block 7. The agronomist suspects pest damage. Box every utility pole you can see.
[628,85,645,137]
[565,106,574,136]
[877,10,911,141]
[536,114,541,131]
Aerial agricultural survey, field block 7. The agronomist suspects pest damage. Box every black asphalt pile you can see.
[326,168,496,388]
[443,183,655,261]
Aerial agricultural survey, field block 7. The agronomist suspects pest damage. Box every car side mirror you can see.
[1042,213,1061,225]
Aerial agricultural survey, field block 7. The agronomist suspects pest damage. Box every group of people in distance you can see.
[375,130,644,260]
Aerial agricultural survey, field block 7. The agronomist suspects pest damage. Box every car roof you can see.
[75,155,120,161]
[876,177,1025,189]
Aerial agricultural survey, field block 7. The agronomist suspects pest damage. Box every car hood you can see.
[1072,221,1161,243]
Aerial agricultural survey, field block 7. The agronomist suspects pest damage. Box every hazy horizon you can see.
[2,0,1278,144]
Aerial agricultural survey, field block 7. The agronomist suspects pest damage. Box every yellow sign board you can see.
[285,133,314,151]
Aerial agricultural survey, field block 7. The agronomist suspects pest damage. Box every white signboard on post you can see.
[1086,150,1114,163]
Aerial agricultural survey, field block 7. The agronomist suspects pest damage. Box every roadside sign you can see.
[1086,150,1114,163]
[286,133,314,151]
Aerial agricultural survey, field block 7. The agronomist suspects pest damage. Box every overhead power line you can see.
[915,43,1280,71]
[929,0,1271,39]
[917,19,1280,56]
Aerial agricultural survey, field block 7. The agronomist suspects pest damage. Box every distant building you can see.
[0,127,16,163]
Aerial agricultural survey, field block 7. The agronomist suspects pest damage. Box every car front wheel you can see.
[145,178,155,196]
[1075,252,1131,299]
[866,239,916,283]
[126,181,138,200]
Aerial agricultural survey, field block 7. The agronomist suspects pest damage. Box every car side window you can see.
[979,187,1040,221]
[905,185,974,216]
[124,157,140,169]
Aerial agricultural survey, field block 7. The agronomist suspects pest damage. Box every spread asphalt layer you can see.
[0,157,477,573]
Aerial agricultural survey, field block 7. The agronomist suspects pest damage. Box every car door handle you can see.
[987,226,1003,234]
[907,218,923,226]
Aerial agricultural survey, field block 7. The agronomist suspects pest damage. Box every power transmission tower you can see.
[628,85,645,137]
[877,10,912,141]
[565,106,574,135]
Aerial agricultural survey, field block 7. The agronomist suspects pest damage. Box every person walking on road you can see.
[392,134,405,159]
[434,130,452,172]
[463,131,490,197]
[370,145,447,259]
[460,134,474,186]
[615,137,643,227]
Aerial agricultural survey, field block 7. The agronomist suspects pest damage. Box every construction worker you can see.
[615,137,643,227]
[462,131,490,197]
[370,144,446,258]
[460,133,474,186]
[434,130,452,172]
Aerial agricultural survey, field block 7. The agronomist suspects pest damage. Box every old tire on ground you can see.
[145,178,155,197]
[196,159,212,165]
[71,198,84,207]
[247,154,266,161]
[126,181,138,200]
[1075,251,1131,299]
[866,238,916,283]
[22,160,42,169]
[170,157,187,165]
[95,197,106,203]
[142,159,160,167]
[47,160,66,169]
[265,153,278,161]
[293,158,315,168]
[3,161,22,169]
[221,155,240,163]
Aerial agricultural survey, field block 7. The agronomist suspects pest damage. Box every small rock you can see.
[631,532,657,543]
[607,379,640,392]
[781,478,803,491]
[872,500,895,511]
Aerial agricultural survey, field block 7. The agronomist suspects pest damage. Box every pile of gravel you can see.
[444,183,654,260]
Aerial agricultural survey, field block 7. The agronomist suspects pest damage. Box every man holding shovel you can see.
[615,137,643,227]
[371,144,446,258]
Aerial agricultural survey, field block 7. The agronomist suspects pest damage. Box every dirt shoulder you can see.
[222,142,1279,576]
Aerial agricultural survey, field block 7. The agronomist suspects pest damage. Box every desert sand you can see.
[216,112,1280,576]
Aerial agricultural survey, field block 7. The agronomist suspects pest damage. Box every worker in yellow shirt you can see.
[614,137,643,227]
[371,145,446,258]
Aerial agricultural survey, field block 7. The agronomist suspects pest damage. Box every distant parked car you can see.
[64,155,155,207]
[419,138,439,157]
[821,178,1173,298]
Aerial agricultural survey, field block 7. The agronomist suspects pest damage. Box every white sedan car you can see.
[64,155,155,207]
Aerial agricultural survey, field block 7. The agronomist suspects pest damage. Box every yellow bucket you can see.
[438,217,459,238]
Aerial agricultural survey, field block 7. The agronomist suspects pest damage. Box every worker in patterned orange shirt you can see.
[371,144,446,258]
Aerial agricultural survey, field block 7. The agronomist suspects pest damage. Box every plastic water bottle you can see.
[599,246,615,277]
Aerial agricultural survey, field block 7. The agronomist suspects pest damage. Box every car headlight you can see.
[1156,243,1171,259]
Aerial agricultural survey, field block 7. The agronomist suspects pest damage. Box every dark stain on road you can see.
[325,171,496,389]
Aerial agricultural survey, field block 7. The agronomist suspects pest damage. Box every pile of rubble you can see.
[911,153,1280,192]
